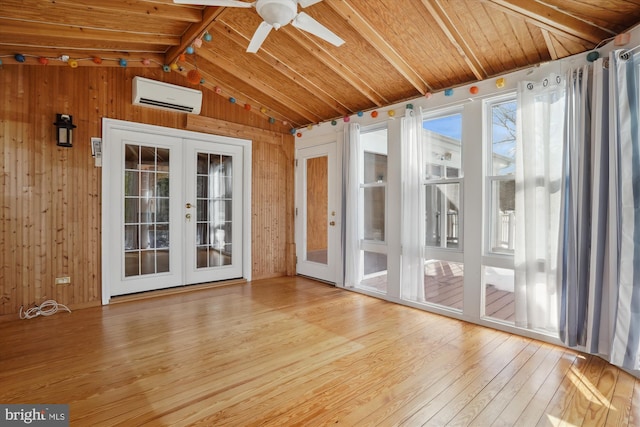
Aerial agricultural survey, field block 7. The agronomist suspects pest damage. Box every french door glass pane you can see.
[123,144,170,277]
[195,153,233,269]
[306,156,328,265]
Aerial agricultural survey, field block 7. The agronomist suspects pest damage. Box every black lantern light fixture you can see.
[53,114,76,148]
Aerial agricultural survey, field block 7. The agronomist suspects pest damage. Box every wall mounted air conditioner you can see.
[132,76,202,114]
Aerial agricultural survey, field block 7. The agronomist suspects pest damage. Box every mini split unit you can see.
[132,76,203,114]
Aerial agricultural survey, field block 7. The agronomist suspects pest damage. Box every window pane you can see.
[360,252,388,293]
[123,144,171,278]
[425,183,460,249]
[363,152,387,184]
[157,148,170,172]
[484,266,514,322]
[424,259,463,310]
[363,187,385,241]
[156,173,169,197]
[491,100,517,176]
[490,180,515,253]
[423,113,462,179]
[125,145,139,170]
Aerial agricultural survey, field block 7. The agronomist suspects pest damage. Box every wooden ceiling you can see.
[2,0,640,128]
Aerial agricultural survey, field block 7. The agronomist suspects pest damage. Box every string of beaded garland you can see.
[294,76,509,138]
[0,29,291,129]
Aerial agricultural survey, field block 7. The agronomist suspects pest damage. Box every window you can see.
[422,111,464,310]
[486,97,516,255]
[423,112,463,251]
[357,127,389,293]
[483,95,516,323]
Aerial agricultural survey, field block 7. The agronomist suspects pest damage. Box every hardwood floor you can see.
[1,276,639,426]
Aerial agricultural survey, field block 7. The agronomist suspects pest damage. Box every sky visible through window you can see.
[422,102,517,175]
[423,114,462,140]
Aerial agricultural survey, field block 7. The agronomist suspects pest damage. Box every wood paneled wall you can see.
[0,65,294,319]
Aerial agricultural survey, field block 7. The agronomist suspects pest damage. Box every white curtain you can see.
[343,123,361,287]
[400,109,425,301]
[608,49,640,370]
[515,74,565,331]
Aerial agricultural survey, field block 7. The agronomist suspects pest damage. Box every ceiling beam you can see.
[324,0,430,95]
[44,0,203,22]
[165,6,226,65]
[196,47,323,124]
[484,0,613,45]
[541,29,559,60]
[420,0,486,80]
[280,25,389,107]
[211,23,350,117]
[183,61,305,126]
[0,18,180,47]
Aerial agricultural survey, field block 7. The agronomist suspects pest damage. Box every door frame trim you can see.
[101,118,252,305]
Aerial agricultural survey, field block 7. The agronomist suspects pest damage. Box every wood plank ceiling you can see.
[2,0,640,129]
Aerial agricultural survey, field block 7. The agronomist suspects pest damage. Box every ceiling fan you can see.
[173,0,345,53]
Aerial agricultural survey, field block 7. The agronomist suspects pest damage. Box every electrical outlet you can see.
[55,276,71,285]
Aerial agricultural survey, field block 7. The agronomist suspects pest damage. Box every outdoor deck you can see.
[360,260,515,322]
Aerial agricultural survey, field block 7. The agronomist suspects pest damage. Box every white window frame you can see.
[359,125,389,282]
[483,94,517,266]
[422,108,464,258]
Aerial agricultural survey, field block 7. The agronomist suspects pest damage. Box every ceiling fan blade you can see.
[291,11,345,47]
[173,0,254,7]
[247,21,273,53]
[297,0,323,7]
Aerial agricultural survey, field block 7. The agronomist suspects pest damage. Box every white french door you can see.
[183,139,243,284]
[102,120,249,300]
[295,143,338,283]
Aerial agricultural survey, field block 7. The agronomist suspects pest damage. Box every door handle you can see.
[185,213,192,221]
[329,221,335,226]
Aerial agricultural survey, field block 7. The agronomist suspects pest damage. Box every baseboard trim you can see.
[109,278,248,304]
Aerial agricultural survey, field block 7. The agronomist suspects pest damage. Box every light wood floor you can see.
[1,276,639,426]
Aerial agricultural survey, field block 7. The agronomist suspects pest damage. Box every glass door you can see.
[184,140,243,284]
[104,125,245,298]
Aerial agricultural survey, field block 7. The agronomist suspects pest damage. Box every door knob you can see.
[329,221,335,226]
[185,213,192,221]
[185,203,192,208]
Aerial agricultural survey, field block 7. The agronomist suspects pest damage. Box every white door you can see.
[296,143,338,283]
[103,124,246,298]
[183,139,243,284]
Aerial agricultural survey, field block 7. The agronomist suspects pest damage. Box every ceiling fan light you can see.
[256,0,297,28]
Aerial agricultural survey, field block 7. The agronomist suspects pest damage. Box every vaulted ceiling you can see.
[2,0,640,128]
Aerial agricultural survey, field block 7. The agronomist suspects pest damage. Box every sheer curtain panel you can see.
[515,74,565,332]
[343,123,362,287]
[400,109,425,302]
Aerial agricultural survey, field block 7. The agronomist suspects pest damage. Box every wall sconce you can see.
[53,114,76,147]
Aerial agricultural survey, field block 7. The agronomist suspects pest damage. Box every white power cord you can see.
[19,300,71,319]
